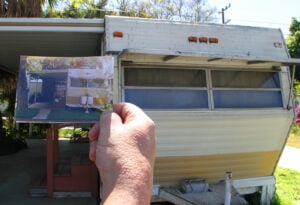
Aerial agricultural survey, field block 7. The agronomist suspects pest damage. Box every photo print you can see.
[15,56,113,123]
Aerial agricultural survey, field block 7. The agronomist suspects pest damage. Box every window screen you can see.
[125,68,206,87]
[211,70,282,108]
[70,78,87,87]
[124,68,208,109]
[70,78,105,88]
[211,70,280,88]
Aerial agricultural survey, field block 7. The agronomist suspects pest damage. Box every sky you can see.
[208,0,299,38]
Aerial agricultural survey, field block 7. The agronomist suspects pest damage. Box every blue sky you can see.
[208,0,299,38]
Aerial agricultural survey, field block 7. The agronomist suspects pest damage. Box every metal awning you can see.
[119,48,300,67]
[0,18,105,75]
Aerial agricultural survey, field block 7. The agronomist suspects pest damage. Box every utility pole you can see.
[219,3,231,24]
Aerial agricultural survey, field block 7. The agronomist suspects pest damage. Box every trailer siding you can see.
[146,112,292,185]
[154,151,280,185]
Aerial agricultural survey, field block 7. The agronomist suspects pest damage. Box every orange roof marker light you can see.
[199,37,208,43]
[113,31,123,38]
[188,36,198,43]
[209,37,219,44]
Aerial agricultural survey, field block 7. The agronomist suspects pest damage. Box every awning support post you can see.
[287,64,296,110]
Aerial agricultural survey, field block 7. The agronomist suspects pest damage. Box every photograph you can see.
[15,56,113,123]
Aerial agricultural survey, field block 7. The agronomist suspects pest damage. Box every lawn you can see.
[273,127,300,205]
[47,108,101,122]
[273,167,300,205]
[287,134,300,149]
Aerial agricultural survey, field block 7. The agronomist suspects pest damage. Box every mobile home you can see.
[66,68,111,109]
[103,16,300,203]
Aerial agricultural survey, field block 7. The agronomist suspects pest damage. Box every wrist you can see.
[102,158,153,204]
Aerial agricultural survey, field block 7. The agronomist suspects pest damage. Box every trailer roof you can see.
[0,18,104,75]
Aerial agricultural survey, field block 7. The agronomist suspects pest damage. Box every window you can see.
[70,78,87,87]
[70,78,105,88]
[124,68,208,109]
[211,70,282,108]
[123,67,283,110]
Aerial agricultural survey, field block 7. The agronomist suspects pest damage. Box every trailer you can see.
[66,68,111,109]
[102,16,300,204]
[4,15,300,203]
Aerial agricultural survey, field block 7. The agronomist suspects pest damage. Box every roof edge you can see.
[0,18,104,33]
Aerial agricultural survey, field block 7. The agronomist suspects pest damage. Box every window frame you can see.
[209,69,284,109]
[121,66,284,110]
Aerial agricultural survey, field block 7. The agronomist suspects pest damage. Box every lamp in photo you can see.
[81,95,93,113]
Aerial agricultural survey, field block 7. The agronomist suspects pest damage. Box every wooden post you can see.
[46,127,54,197]
[91,163,99,197]
[53,126,59,167]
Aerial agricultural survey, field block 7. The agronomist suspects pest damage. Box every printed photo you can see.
[15,56,113,123]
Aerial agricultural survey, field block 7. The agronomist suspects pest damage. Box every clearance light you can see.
[199,37,208,43]
[188,36,198,42]
[209,37,218,44]
[113,31,123,38]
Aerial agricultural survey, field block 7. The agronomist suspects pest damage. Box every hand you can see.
[89,103,156,204]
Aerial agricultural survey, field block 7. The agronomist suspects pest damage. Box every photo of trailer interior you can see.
[103,16,300,203]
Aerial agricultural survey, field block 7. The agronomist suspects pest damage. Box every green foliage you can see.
[287,18,300,81]
[245,167,300,205]
[274,167,300,204]
[0,71,17,131]
[112,0,217,23]
[291,124,300,136]
[0,0,57,17]
[294,80,300,94]
[45,0,217,22]
[45,0,110,18]
[58,127,74,138]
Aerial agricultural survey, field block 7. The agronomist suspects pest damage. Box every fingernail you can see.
[89,152,96,161]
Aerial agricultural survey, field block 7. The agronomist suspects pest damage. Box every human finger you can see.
[88,123,100,141]
[89,140,97,161]
[113,103,151,125]
[98,110,123,141]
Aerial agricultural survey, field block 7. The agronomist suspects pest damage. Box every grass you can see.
[47,108,101,122]
[273,167,300,205]
[15,108,39,118]
[272,126,300,205]
[246,168,300,205]
[287,134,300,149]
[58,127,74,138]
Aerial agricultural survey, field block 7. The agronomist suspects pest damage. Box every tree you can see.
[45,0,109,18]
[0,70,17,132]
[111,0,217,23]
[0,0,57,17]
[287,18,300,58]
[286,18,300,83]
